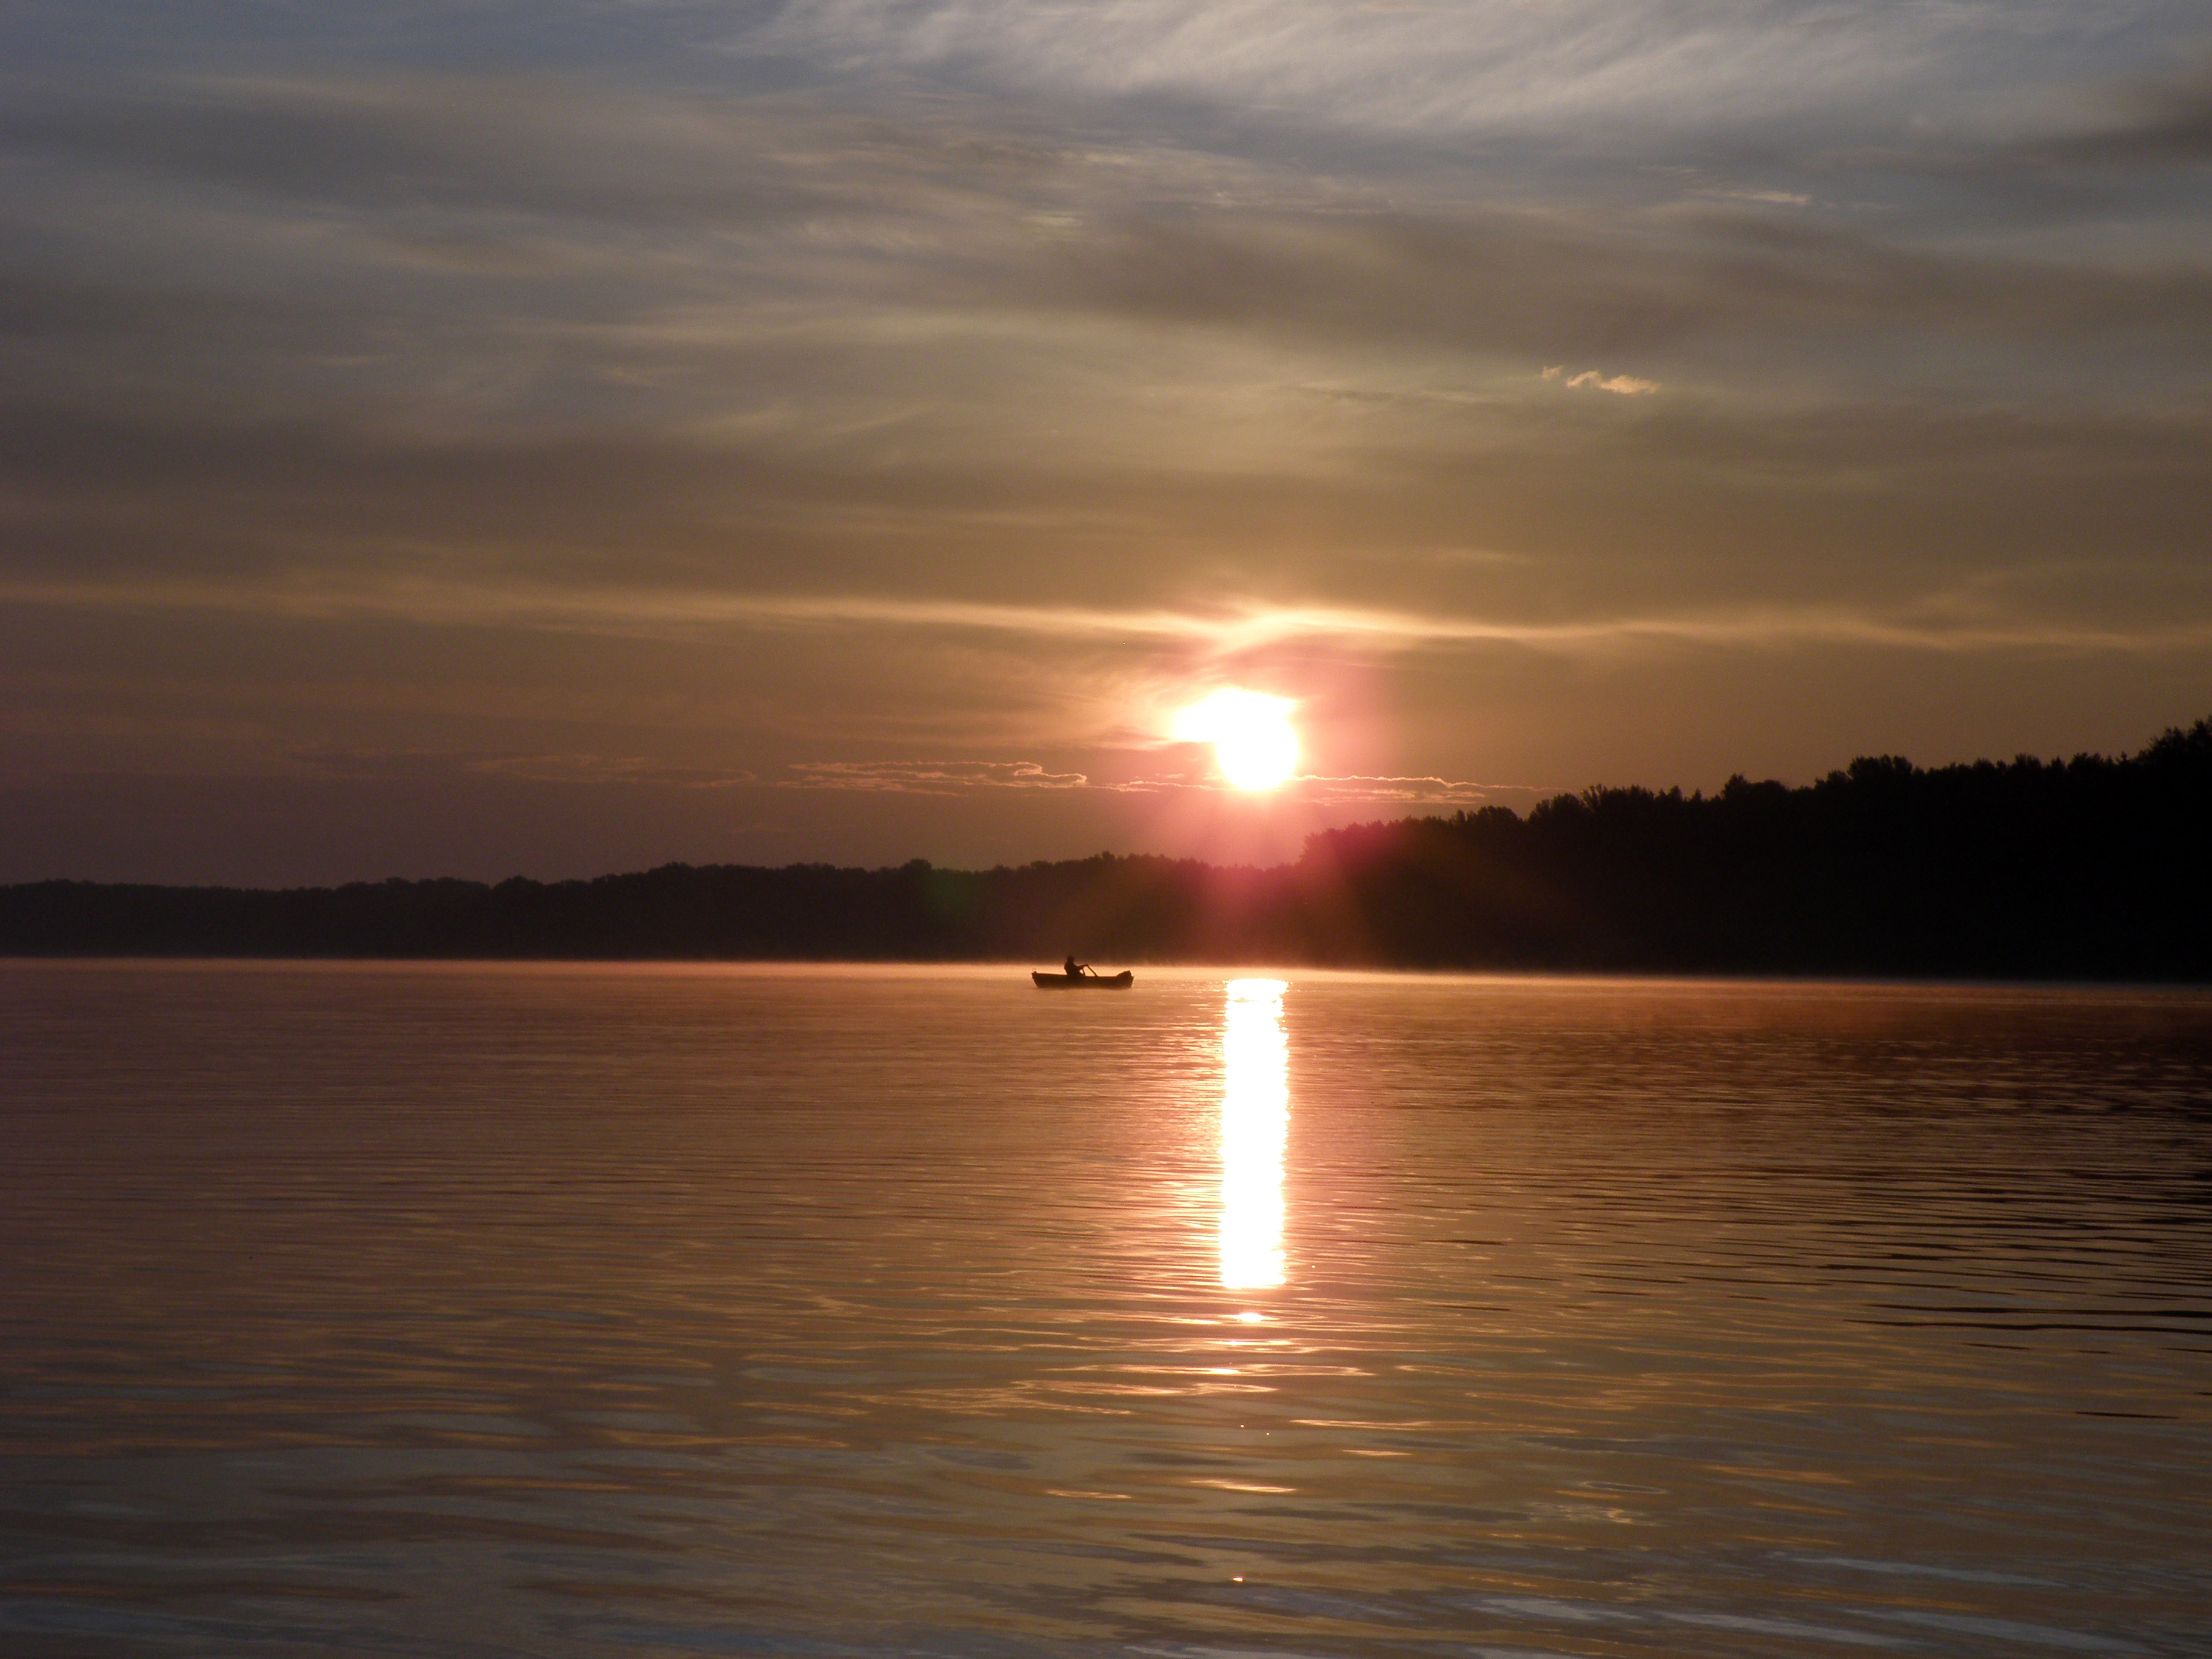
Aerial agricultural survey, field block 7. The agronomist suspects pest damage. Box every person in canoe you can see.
[1033,960,1133,988]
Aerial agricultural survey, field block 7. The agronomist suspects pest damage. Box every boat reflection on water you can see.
[1218,977,1289,1290]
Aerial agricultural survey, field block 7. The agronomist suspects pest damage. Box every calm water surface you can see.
[2,963,2208,1658]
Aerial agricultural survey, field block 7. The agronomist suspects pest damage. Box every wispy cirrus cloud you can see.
[1544,366,1658,395]
[1294,773,1527,805]
[752,0,2096,141]
[781,759,1088,793]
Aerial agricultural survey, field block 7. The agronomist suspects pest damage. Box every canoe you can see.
[1032,970,1134,989]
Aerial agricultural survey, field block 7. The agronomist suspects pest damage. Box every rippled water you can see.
[3,962,2209,1658]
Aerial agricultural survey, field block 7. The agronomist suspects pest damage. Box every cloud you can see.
[1544,366,1658,395]
[781,759,1089,793]
[771,759,1506,803]
[7,71,2208,466]
[468,754,757,788]
[1037,206,2212,362]
[753,0,2054,141]
[1105,769,1538,804]
[9,568,2212,660]
[289,748,757,788]
[1572,372,1657,395]
[2037,60,2212,167]
[0,75,843,226]
[1693,188,1812,207]
[4,390,2208,691]
[1295,773,1510,804]
[1,19,2207,885]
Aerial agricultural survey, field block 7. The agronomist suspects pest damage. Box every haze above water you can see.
[2,964,2208,1658]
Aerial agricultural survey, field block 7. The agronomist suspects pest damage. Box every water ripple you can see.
[2,963,2208,1658]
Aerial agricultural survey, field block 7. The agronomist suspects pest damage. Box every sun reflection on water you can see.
[1219,977,1289,1290]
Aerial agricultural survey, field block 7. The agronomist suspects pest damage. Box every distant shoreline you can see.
[8,959,2212,997]
[6,717,2207,982]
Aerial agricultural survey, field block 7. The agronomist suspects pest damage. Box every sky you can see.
[2,1,2208,884]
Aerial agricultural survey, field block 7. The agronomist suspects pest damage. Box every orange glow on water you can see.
[1219,977,1288,1289]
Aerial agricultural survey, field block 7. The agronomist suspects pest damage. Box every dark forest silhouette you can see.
[5,717,2208,979]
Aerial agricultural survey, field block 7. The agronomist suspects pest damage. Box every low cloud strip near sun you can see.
[0,1,2208,880]
[782,760,1090,794]
[772,762,1512,806]
[8,575,2211,658]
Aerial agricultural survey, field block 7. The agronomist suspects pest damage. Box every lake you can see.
[2,962,2208,1658]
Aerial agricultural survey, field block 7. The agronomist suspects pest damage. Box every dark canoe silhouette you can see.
[1032,969,1134,989]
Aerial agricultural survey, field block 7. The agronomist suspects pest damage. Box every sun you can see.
[1173,689,1300,791]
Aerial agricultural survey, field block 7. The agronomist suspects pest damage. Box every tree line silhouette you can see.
[5,716,2208,978]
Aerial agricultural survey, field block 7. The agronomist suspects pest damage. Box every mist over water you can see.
[2,962,2208,1658]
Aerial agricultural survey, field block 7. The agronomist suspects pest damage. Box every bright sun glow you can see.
[1173,689,1299,791]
